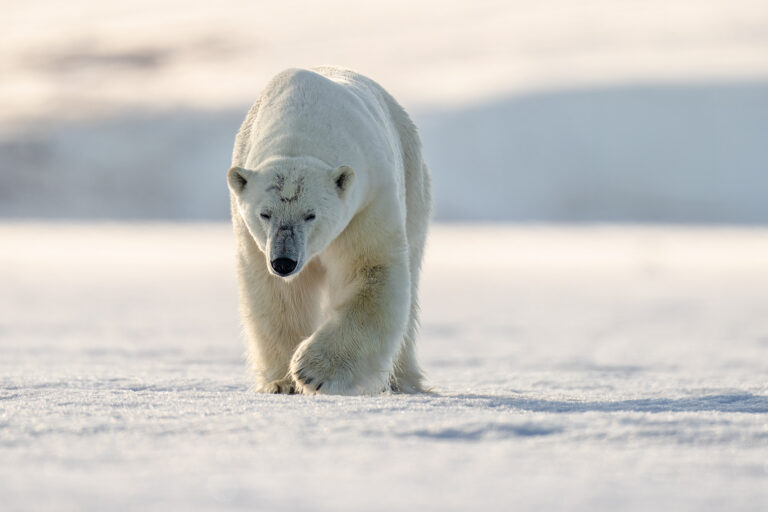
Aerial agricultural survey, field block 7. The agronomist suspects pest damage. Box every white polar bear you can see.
[227,67,431,395]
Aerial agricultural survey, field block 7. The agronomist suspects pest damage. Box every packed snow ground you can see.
[1,223,767,511]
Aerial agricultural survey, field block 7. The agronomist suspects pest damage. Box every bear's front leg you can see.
[290,258,410,395]
[234,230,324,393]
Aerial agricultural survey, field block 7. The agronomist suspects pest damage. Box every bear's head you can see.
[227,156,355,279]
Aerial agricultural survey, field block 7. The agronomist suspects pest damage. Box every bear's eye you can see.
[260,212,271,221]
[304,213,316,222]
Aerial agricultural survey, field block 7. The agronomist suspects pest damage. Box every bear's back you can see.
[248,69,397,173]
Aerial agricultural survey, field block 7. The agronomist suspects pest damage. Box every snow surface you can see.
[2,223,767,511]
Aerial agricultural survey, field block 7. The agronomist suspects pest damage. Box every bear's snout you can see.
[271,257,298,276]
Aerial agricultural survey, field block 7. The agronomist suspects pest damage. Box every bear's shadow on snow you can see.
[451,392,768,414]
[1,80,767,223]
[395,393,768,441]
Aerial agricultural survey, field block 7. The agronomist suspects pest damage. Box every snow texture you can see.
[1,223,767,511]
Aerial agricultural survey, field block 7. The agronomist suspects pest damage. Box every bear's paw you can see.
[261,376,296,394]
[290,336,354,395]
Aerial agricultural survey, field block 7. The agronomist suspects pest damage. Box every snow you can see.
[2,223,767,511]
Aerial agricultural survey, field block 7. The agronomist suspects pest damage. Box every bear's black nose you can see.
[271,257,298,276]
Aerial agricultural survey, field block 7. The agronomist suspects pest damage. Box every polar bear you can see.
[227,67,431,395]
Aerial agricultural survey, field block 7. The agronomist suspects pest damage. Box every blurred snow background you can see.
[1,0,767,221]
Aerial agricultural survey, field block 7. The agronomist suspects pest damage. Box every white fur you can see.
[228,67,431,395]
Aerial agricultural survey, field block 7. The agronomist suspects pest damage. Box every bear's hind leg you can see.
[390,312,426,393]
[391,159,431,393]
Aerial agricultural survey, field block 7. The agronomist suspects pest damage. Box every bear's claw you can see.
[293,372,320,393]
[263,377,296,394]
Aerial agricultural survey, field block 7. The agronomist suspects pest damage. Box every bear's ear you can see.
[331,165,354,196]
[227,166,250,194]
